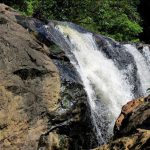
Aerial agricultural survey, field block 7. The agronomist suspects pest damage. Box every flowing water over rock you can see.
[124,44,150,95]
[40,21,150,144]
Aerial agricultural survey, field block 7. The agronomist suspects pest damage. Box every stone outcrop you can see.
[0,3,61,150]
[93,95,150,150]
[0,4,95,150]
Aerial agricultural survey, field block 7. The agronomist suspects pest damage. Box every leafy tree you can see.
[92,0,142,41]
[1,0,143,41]
[32,0,142,41]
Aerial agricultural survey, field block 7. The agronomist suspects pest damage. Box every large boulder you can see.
[114,96,150,136]
[93,95,150,150]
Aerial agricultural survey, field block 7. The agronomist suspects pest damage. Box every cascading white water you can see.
[50,25,134,142]
[124,44,150,95]
[43,22,150,144]
[143,46,150,66]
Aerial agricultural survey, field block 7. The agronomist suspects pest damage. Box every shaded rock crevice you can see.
[13,68,52,80]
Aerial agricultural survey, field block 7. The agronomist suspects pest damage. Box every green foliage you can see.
[93,0,142,41]
[2,0,143,41]
[25,0,33,15]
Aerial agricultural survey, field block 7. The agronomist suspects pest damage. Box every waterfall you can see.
[41,22,150,144]
[124,44,150,95]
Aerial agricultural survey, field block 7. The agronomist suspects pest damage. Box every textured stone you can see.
[0,4,61,149]
[0,4,93,150]
[94,129,150,150]
[114,96,150,136]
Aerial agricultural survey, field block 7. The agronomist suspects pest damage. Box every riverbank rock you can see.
[93,95,150,150]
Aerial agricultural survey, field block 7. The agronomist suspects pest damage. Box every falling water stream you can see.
[40,22,150,144]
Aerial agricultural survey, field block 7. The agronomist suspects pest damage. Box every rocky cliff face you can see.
[0,3,61,149]
[0,4,94,150]
[93,95,150,150]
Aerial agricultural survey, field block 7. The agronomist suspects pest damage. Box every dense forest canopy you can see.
[1,0,148,42]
